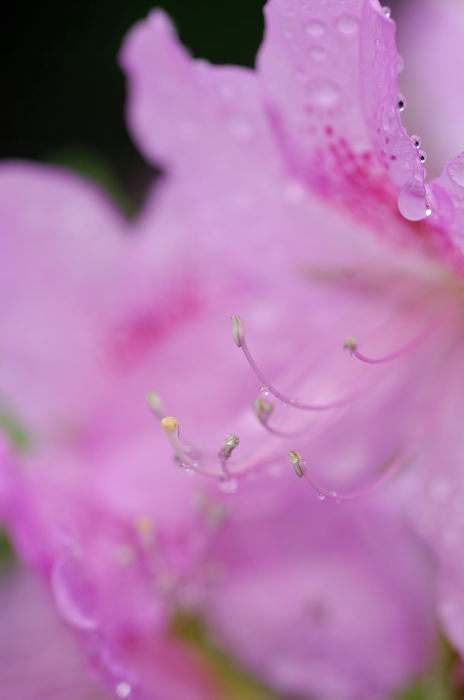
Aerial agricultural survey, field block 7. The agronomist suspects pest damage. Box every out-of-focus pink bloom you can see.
[2,0,464,697]
[0,565,217,700]
[196,475,435,700]
[0,566,109,700]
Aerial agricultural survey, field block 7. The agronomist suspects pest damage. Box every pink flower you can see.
[2,0,463,697]
[0,564,217,700]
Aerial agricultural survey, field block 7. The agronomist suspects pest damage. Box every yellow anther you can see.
[160,416,179,432]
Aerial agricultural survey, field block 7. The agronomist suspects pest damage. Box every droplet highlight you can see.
[397,180,430,222]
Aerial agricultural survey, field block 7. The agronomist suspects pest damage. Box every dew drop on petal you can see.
[305,20,326,37]
[448,161,464,187]
[308,79,339,108]
[310,46,327,62]
[116,682,132,698]
[336,14,359,34]
[397,180,430,221]
[418,149,427,163]
[219,478,238,494]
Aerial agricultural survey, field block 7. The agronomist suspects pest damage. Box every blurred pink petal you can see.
[199,477,436,700]
[0,567,108,700]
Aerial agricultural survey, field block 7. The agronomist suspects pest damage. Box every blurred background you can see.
[1,1,266,212]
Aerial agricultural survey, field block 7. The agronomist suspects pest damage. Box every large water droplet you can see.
[397,180,430,221]
[305,20,325,37]
[336,14,359,34]
[448,161,464,187]
[308,79,339,108]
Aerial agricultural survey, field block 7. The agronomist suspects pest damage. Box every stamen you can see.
[345,312,452,365]
[146,390,166,418]
[288,450,305,478]
[232,315,360,412]
[289,446,411,501]
[254,397,309,438]
[231,314,245,348]
[220,434,240,460]
[159,417,217,478]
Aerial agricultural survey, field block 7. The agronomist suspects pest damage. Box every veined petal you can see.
[257,0,429,228]
[120,10,280,177]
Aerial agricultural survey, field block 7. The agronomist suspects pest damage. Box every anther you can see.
[343,336,358,353]
[160,416,179,432]
[253,397,274,424]
[146,390,165,418]
[220,434,240,460]
[231,314,245,348]
[288,450,305,478]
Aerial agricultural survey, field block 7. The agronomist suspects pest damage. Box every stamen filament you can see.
[346,312,452,365]
[254,398,310,438]
[232,316,360,412]
[160,417,218,478]
[287,447,411,502]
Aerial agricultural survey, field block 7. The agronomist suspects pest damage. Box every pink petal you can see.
[257,0,428,226]
[201,477,436,700]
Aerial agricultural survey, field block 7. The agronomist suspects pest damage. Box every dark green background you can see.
[1,1,265,205]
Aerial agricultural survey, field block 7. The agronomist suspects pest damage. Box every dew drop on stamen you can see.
[260,384,270,397]
[382,6,392,19]
[317,492,326,501]
[397,94,406,112]
[410,134,421,149]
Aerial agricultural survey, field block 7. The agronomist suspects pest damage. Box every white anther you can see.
[288,450,305,478]
[146,390,165,417]
[343,336,358,353]
[253,397,274,422]
[220,434,240,460]
[231,314,245,348]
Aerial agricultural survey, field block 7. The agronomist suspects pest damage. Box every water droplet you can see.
[397,94,406,112]
[116,682,132,698]
[410,134,421,149]
[382,6,392,18]
[317,492,326,501]
[308,79,339,108]
[305,20,325,37]
[418,149,427,163]
[448,161,464,187]
[310,46,327,62]
[260,384,270,396]
[336,14,359,34]
[397,180,430,221]
[219,477,238,494]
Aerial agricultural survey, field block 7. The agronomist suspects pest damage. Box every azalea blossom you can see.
[1,0,464,698]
